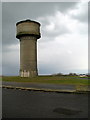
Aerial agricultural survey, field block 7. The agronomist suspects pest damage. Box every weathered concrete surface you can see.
[2,81,90,93]
[2,88,88,118]
[16,19,41,39]
[16,19,41,77]
[20,36,37,77]
[2,81,76,90]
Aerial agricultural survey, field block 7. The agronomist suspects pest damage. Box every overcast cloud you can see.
[0,2,2,75]
[2,2,88,76]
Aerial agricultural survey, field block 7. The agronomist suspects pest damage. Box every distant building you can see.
[79,74,87,77]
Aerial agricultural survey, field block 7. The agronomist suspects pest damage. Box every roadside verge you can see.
[1,85,90,94]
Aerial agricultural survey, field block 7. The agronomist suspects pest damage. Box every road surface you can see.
[2,88,88,118]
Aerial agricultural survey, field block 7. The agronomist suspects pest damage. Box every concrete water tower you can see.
[16,19,41,77]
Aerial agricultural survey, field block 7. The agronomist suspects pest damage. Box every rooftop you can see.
[16,19,40,26]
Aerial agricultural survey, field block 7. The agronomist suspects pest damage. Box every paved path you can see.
[2,81,77,90]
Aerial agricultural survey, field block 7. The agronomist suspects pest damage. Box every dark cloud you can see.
[71,11,88,23]
[55,2,78,13]
[88,2,90,23]
[69,2,88,23]
[2,2,77,46]
[2,2,77,50]
[2,2,77,19]
[2,2,87,76]
[0,2,2,75]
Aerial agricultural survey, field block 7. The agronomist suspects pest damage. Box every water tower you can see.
[16,19,41,77]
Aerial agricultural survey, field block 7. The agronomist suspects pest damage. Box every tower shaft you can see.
[20,36,37,77]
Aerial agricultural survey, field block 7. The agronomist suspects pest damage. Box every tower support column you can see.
[20,36,38,77]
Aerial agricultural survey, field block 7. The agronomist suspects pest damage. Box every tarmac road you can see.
[2,88,89,118]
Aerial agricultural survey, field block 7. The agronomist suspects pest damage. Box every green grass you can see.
[2,76,90,85]
[0,77,2,81]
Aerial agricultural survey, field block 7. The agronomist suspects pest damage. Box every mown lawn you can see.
[2,76,90,85]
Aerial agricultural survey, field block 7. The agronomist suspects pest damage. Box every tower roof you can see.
[16,19,40,26]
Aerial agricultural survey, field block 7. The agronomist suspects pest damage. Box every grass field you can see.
[2,76,90,85]
[0,77,2,81]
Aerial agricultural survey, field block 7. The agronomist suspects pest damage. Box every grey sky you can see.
[2,2,88,76]
[0,1,2,76]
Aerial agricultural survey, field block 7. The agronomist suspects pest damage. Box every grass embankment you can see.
[2,76,90,85]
